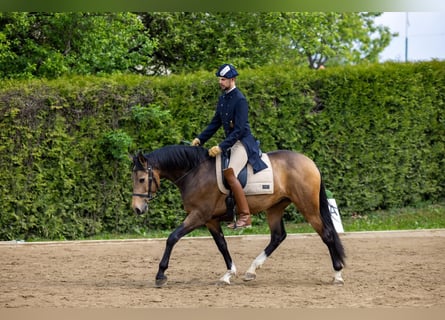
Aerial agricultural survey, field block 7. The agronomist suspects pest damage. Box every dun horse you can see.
[131,145,345,287]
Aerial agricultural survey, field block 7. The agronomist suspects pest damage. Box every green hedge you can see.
[0,61,443,240]
[309,62,444,212]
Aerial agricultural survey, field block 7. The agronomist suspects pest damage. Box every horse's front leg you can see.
[206,220,236,284]
[155,222,192,287]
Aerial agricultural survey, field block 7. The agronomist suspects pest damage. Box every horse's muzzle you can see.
[132,201,148,215]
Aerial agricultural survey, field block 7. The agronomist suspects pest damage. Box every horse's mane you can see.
[145,145,210,172]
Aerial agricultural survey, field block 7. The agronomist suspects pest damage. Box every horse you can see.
[131,145,345,287]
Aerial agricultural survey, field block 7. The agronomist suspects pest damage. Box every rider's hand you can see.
[191,138,201,146]
[208,146,222,157]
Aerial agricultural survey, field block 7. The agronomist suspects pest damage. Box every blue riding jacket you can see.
[197,87,268,174]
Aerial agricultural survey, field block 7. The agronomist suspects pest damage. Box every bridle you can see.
[132,166,160,201]
[131,152,210,202]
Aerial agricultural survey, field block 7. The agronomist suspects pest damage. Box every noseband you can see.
[132,166,160,200]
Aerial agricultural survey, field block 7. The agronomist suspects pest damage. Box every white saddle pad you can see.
[215,153,274,195]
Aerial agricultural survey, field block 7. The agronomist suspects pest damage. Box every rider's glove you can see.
[191,138,201,146]
[208,146,222,157]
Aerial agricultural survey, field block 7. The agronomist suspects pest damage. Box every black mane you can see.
[145,145,210,172]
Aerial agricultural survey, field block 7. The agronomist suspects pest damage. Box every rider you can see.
[191,63,267,228]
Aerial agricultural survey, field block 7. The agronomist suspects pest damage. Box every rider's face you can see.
[218,77,235,92]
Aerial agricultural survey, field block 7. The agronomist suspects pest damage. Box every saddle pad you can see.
[216,153,274,195]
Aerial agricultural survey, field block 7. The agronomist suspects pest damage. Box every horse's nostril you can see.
[134,203,148,215]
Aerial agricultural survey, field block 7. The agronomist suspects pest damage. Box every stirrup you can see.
[227,217,252,229]
[227,222,252,229]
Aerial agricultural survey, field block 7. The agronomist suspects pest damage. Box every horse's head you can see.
[131,151,160,215]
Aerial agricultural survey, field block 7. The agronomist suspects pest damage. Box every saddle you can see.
[216,149,274,222]
[216,145,274,193]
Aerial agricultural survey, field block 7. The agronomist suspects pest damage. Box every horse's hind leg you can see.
[318,184,346,284]
[297,184,346,285]
[244,201,289,281]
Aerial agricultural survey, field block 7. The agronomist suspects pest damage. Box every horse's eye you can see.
[139,178,145,184]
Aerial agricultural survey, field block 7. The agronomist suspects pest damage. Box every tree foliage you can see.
[287,12,393,68]
[141,12,394,73]
[0,12,155,79]
[0,12,394,79]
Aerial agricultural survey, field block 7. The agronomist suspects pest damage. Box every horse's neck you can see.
[160,168,190,185]
[160,159,213,186]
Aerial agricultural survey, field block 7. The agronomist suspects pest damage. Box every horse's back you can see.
[266,150,321,185]
[266,150,318,169]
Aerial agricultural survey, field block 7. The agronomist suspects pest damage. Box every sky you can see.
[374,12,445,62]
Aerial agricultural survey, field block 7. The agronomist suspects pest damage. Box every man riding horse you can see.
[191,63,268,229]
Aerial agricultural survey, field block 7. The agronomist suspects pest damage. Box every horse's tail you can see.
[319,179,346,268]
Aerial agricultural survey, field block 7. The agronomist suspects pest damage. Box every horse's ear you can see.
[137,151,147,168]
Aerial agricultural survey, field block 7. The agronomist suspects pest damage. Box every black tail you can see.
[319,179,346,270]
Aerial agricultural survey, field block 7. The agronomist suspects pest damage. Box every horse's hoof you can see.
[332,271,344,285]
[155,276,168,288]
[243,272,256,281]
[217,279,231,286]
[332,278,344,286]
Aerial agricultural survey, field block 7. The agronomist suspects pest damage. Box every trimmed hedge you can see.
[0,61,444,240]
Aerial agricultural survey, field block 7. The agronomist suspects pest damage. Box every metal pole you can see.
[405,12,409,62]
